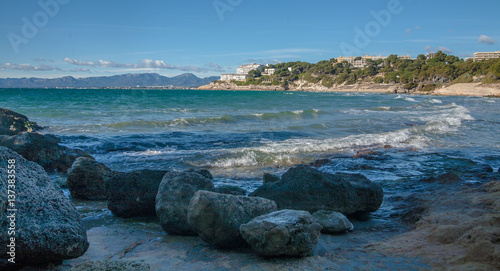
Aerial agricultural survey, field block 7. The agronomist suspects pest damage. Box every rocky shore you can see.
[198,81,500,97]
[1,108,499,270]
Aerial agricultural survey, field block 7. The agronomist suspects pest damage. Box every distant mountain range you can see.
[0,73,220,88]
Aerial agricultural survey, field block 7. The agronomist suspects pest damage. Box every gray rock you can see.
[155,170,214,235]
[187,191,277,248]
[187,168,213,180]
[67,157,114,200]
[0,147,89,266]
[0,132,90,172]
[69,260,150,271]
[0,108,43,136]
[422,172,462,184]
[107,169,168,218]
[240,209,321,257]
[312,210,353,234]
[250,165,383,214]
[210,185,246,196]
[263,173,280,184]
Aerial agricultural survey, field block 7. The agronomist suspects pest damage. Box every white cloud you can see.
[34,58,54,63]
[405,26,421,34]
[64,58,96,67]
[478,35,496,45]
[437,46,452,54]
[64,58,226,73]
[69,68,92,73]
[0,63,62,71]
[425,45,434,52]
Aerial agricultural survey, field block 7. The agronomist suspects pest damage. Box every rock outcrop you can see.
[107,169,168,218]
[0,132,90,172]
[250,165,383,214]
[187,191,277,248]
[0,147,89,266]
[210,185,246,196]
[0,108,43,136]
[67,157,114,200]
[155,170,214,235]
[312,210,353,234]
[240,209,322,257]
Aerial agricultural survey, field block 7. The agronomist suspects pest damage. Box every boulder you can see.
[0,132,90,172]
[0,108,42,136]
[0,147,89,266]
[422,172,463,184]
[240,209,322,257]
[107,169,168,218]
[312,210,353,234]
[250,165,383,215]
[187,191,277,248]
[263,173,280,184]
[187,168,213,180]
[155,170,214,235]
[210,185,246,196]
[67,157,114,200]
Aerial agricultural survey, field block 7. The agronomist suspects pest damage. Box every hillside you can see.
[0,73,220,88]
[202,51,500,94]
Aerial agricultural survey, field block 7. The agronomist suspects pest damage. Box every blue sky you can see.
[1,0,499,78]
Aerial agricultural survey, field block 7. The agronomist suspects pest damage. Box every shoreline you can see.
[198,82,500,97]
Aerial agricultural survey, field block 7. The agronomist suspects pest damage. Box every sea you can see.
[1,88,499,192]
[2,88,499,268]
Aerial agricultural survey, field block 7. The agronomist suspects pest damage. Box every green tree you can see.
[417,54,427,61]
[491,60,500,78]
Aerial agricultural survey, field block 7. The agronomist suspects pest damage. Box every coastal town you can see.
[203,50,500,97]
[220,51,500,82]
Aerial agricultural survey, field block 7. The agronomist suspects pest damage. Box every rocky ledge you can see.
[0,108,91,172]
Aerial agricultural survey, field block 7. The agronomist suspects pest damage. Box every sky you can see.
[1,0,499,79]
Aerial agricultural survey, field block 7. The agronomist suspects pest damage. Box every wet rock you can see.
[422,172,462,184]
[0,147,89,266]
[461,164,494,179]
[67,157,114,200]
[0,108,43,136]
[187,191,277,248]
[107,169,168,218]
[312,210,353,234]
[391,194,429,225]
[240,209,322,257]
[69,260,150,271]
[250,165,383,215]
[309,158,330,168]
[187,168,213,180]
[66,157,113,200]
[263,173,280,184]
[210,185,246,196]
[0,132,90,172]
[155,170,214,235]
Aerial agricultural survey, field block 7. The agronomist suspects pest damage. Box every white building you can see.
[220,63,264,81]
[220,74,248,81]
[263,68,275,75]
[236,63,264,75]
[474,51,500,61]
[336,55,412,68]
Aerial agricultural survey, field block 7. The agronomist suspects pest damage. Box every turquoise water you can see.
[1,88,499,190]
